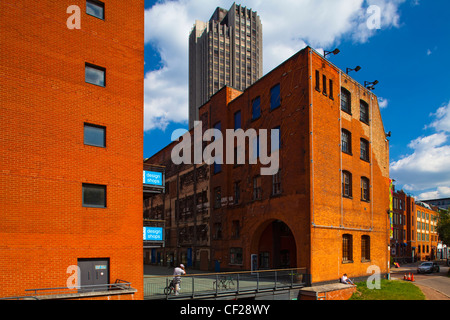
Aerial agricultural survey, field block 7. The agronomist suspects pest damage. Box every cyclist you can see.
[173,264,186,295]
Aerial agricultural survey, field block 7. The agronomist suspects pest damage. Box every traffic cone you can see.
[407,273,411,281]
[404,274,407,280]
[411,273,414,282]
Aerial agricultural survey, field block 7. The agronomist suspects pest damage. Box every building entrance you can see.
[257,220,297,269]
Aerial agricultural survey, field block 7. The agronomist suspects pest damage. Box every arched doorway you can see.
[256,220,297,269]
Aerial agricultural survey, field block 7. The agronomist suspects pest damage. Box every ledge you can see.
[31,288,137,300]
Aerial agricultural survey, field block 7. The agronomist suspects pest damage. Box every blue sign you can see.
[143,171,163,186]
[143,227,163,241]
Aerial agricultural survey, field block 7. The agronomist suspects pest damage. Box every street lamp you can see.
[324,48,340,58]
[346,66,362,74]
[364,80,379,90]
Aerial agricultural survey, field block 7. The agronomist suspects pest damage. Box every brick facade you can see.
[145,46,390,285]
[0,0,144,299]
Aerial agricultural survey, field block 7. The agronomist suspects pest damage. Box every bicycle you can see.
[213,276,235,290]
[164,279,175,295]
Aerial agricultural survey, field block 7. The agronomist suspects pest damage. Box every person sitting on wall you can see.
[340,273,354,285]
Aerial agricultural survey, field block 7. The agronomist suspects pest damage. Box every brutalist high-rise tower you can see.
[189,3,263,129]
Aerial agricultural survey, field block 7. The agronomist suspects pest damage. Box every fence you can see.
[144,268,309,299]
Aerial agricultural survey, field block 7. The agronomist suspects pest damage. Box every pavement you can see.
[390,261,450,300]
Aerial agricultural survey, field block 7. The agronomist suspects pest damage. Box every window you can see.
[252,96,261,120]
[270,84,281,110]
[342,234,353,262]
[213,122,222,173]
[253,176,261,200]
[85,63,105,87]
[214,187,221,209]
[341,87,351,114]
[360,100,369,124]
[361,177,370,202]
[361,236,370,261]
[272,170,282,195]
[329,79,334,99]
[342,171,352,198]
[360,138,370,162]
[86,0,104,20]
[271,126,281,152]
[315,70,320,91]
[234,111,241,130]
[322,75,327,96]
[213,223,222,239]
[84,123,105,147]
[82,183,106,208]
[230,247,243,264]
[341,129,352,154]
[234,181,241,204]
[231,220,240,239]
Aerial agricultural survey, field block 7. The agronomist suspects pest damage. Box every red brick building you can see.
[146,46,391,284]
[0,0,144,299]
[391,190,440,263]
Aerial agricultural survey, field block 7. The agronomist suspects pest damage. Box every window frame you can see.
[342,170,353,198]
[361,236,371,262]
[84,123,106,148]
[361,177,370,202]
[85,63,106,87]
[272,170,282,196]
[360,100,370,124]
[341,87,351,114]
[251,96,261,120]
[360,138,370,162]
[341,129,352,155]
[253,175,262,200]
[270,83,281,111]
[342,234,353,263]
[82,183,106,208]
[86,0,105,20]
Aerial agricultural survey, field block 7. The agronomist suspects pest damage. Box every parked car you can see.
[417,262,440,274]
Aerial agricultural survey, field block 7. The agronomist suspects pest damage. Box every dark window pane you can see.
[270,84,281,110]
[234,111,241,130]
[82,184,106,207]
[84,124,105,147]
[342,130,351,154]
[341,88,351,114]
[85,64,105,87]
[252,97,261,120]
[86,0,104,19]
[360,100,369,124]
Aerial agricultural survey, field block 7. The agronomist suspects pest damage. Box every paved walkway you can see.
[390,261,450,300]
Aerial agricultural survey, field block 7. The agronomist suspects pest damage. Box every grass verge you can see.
[349,279,425,300]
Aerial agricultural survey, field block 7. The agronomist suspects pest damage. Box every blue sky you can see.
[143,0,450,200]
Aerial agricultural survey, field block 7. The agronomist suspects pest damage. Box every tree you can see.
[437,209,450,246]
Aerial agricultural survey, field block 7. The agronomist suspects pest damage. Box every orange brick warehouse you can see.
[0,1,144,299]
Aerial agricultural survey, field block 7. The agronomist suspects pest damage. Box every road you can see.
[390,262,450,299]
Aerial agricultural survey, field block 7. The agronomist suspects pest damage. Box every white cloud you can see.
[419,187,450,201]
[390,102,450,196]
[378,97,388,109]
[427,101,450,132]
[144,0,406,131]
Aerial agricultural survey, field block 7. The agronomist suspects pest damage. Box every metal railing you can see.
[144,268,309,299]
[23,280,134,298]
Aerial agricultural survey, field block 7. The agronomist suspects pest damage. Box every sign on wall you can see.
[143,227,163,241]
[143,170,163,187]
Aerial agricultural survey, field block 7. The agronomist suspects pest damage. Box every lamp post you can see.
[364,80,379,91]
[324,48,340,58]
[346,66,361,74]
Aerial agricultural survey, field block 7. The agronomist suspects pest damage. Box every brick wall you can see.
[0,0,144,299]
